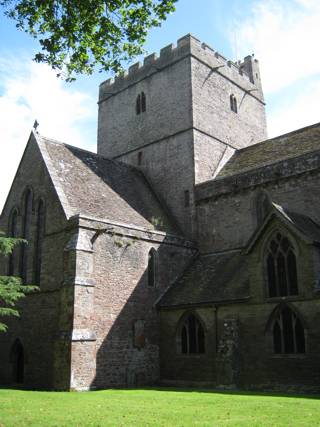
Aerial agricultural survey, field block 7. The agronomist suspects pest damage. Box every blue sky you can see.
[1,0,320,210]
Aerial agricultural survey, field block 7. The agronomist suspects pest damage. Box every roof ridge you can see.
[236,121,320,155]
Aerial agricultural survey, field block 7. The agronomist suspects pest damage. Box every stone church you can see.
[1,34,320,392]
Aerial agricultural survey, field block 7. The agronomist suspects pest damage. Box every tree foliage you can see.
[0,233,37,332]
[1,0,177,81]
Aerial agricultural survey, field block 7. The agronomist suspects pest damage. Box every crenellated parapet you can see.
[99,34,264,103]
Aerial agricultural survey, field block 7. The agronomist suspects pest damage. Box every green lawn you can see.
[0,388,320,426]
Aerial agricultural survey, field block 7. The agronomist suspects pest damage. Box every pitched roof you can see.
[217,122,320,179]
[246,203,320,253]
[36,133,178,233]
[158,251,249,308]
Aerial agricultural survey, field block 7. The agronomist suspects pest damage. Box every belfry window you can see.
[8,209,18,276]
[148,248,156,287]
[181,314,205,354]
[266,233,298,297]
[34,199,45,285]
[20,189,33,283]
[230,94,238,113]
[136,92,146,115]
[272,305,305,354]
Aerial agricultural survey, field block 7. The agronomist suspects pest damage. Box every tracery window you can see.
[8,209,19,275]
[136,92,146,115]
[230,94,238,113]
[20,189,33,283]
[266,233,298,297]
[148,248,156,287]
[181,314,205,354]
[272,305,305,354]
[34,199,45,285]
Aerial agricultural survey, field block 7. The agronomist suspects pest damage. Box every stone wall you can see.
[0,137,72,389]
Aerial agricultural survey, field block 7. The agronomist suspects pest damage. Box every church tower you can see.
[97,34,267,239]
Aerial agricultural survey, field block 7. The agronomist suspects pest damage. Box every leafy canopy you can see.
[1,0,177,81]
[0,233,37,332]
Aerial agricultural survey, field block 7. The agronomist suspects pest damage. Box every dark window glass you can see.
[272,306,305,354]
[148,249,156,287]
[11,339,24,384]
[34,200,45,285]
[20,189,33,283]
[266,233,298,297]
[138,151,142,165]
[184,190,190,207]
[8,210,18,275]
[180,314,205,354]
[141,92,146,112]
[230,94,238,113]
[136,94,141,115]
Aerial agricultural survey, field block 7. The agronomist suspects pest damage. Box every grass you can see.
[0,388,320,426]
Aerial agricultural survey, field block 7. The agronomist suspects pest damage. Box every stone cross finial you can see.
[33,119,39,131]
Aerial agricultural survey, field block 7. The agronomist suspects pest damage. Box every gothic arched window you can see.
[20,189,33,283]
[230,94,238,113]
[180,314,205,354]
[266,232,298,297]
[8,208,19,276]
[148,248,156,287]
[272,305,305,354]
[34,199,45,285]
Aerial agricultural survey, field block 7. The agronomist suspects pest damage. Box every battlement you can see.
[99,34,263,103]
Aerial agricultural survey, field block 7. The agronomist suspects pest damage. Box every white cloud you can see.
[267,79,320,137]
[231,0,320,138]
[0,56,96,211]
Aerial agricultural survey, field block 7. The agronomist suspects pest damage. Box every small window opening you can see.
[180,314,205,354]
[138,151,142,166]
[230,94,238,113]
[8,209,18,276]
[136,94,141,115]
[20,189,33,283]
[34,199,45,285]
[136,92,146,115]
[141,92,146,112]
[184,190,190,207]
[148,248,156,287]
[272,306,305,354]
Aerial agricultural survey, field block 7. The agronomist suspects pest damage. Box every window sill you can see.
[270,353,306,359]
[265,295,301,303]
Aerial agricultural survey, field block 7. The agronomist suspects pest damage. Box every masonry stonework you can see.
[1,34,320,392]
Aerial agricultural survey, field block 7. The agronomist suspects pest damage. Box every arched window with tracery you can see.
[148,248,156,287]
[230,94,237,113]
[34,199,45,285]
[266,232,298,297]
[20,189,33,283]
[180,313,205,354]
[8,209,19,276]
[271,305,305,354]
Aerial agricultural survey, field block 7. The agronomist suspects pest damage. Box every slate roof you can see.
[36,134,178,233]
[158,251,249,308]
[217,122,320,179]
